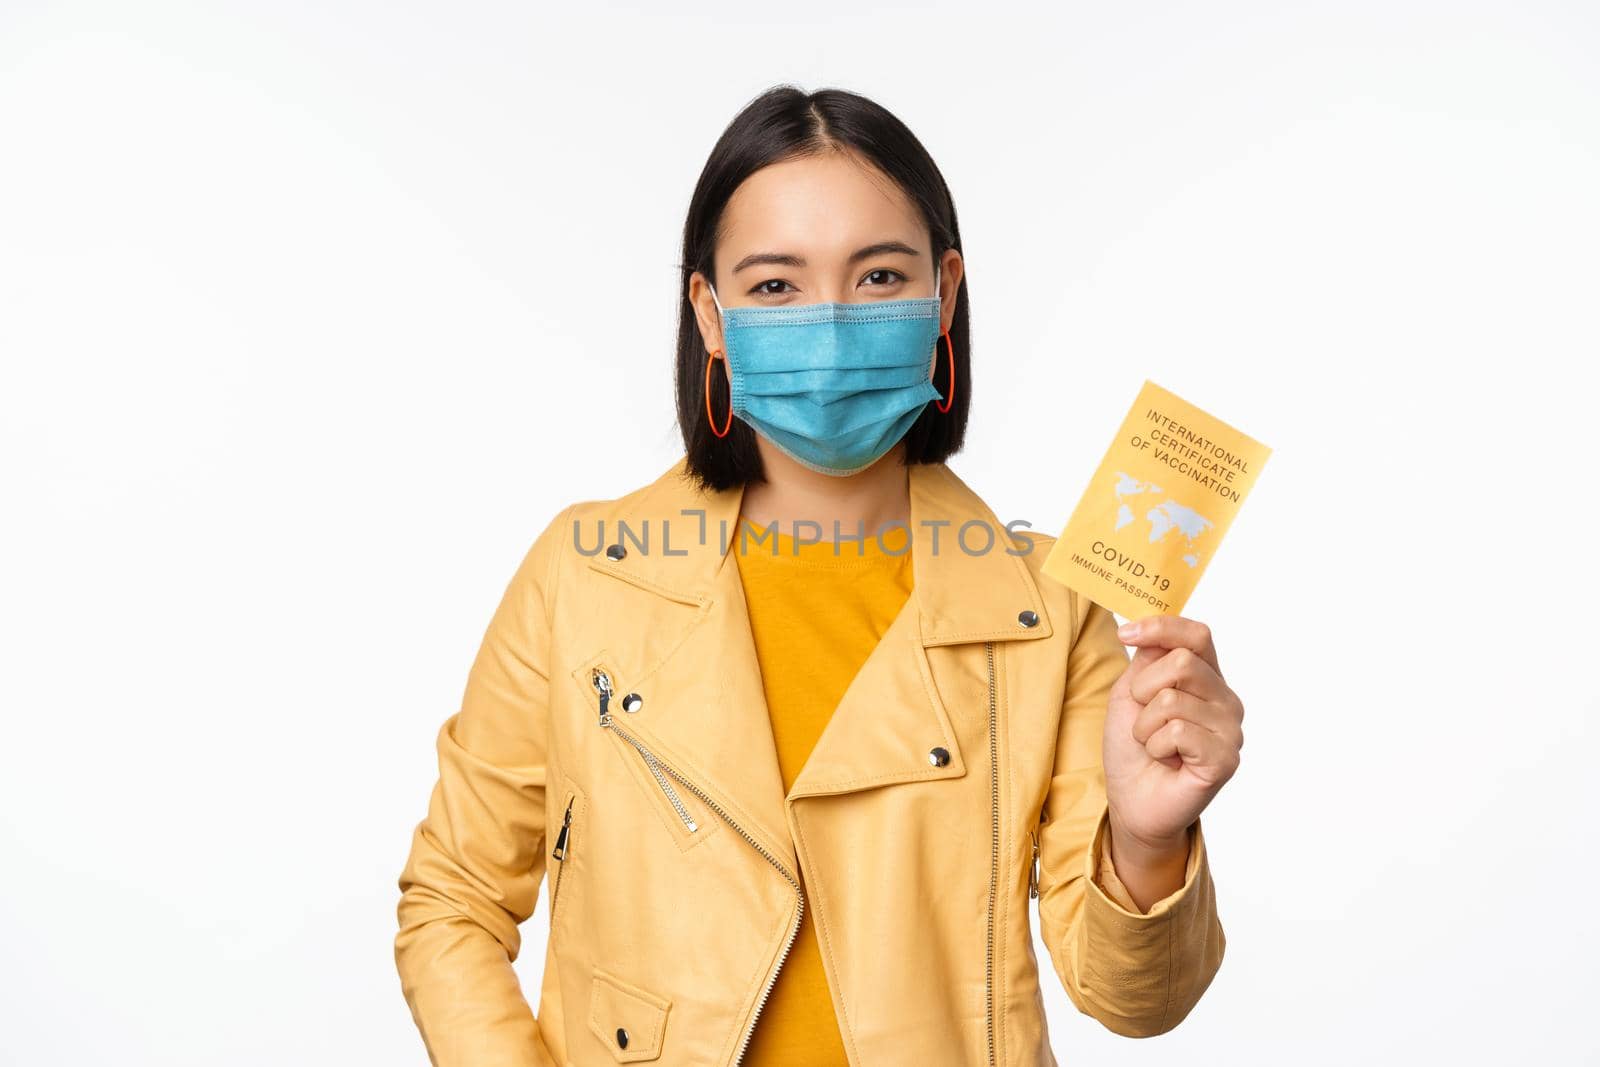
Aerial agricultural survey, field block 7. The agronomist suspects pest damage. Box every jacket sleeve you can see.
[393,504,574,1067]
[1092,833,1145,914]
[1034,593,1226,1037]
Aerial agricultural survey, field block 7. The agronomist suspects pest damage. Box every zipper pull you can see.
[551,796,574,861]
[1028,829,1040,899]
[591,668,613,724]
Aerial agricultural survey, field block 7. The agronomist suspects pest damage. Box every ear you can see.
[933,249,964,331]
[688,271,725,360]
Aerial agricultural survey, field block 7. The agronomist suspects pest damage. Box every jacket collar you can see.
[585,456,1054,647]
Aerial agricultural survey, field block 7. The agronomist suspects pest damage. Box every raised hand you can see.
[1100,614,1245,908]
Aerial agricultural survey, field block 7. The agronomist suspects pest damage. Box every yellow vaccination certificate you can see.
[1040,379,1272,622]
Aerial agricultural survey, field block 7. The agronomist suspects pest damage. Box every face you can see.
[690,150,961,370]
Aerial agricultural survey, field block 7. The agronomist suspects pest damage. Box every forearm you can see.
[1105,815,1192,914]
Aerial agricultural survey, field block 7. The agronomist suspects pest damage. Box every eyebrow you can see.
[730,240,921,274]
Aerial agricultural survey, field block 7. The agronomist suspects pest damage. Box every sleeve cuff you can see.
[1087,804,1205,920]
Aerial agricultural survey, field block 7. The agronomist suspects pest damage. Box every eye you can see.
[748,278,795,297]
[862,268,907,288]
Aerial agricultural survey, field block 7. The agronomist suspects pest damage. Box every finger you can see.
[1132,687,1244,753]
[1145,717,1238,780]
[1116,614,1221,677]
[1127,645,1231,707]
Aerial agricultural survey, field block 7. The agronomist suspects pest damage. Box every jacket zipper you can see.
[550,794,575,914]
[1028,827,1040,900]
[593,668,698,832]
[590,667,804,1065]
[985,640,999,1067]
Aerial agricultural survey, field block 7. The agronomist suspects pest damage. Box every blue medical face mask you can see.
[708,264,945,477]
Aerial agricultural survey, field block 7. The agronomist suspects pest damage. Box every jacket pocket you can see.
[1028,810,1045,900]
[586,966,672,1063]
[549,773,587,926]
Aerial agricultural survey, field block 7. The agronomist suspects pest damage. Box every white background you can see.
[2,2,1596,1063]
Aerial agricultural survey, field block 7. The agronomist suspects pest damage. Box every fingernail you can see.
[1117,621,1140,640]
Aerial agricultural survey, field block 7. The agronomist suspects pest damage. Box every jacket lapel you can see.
[575,457,1056,863]
[786,461,1054,800]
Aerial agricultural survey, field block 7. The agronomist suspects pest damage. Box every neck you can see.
[739,440,912,540]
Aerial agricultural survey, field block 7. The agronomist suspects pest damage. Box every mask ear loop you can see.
[930,262,955,413]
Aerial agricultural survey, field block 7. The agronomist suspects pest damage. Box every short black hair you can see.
[675,84,971,492]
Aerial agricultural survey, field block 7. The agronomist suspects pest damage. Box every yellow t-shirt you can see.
[733,515,913,1066]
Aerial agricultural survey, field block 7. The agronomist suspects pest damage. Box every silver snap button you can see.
[1017,609,1039,628]
[605,543,627,561]
[621,692,643,713]
[616,1027,629,1048]
[928,746,951,767]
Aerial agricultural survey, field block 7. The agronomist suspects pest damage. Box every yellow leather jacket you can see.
[394,457,1225,1066]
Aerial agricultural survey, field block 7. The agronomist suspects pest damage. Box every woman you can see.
[394,85,1239,1066]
